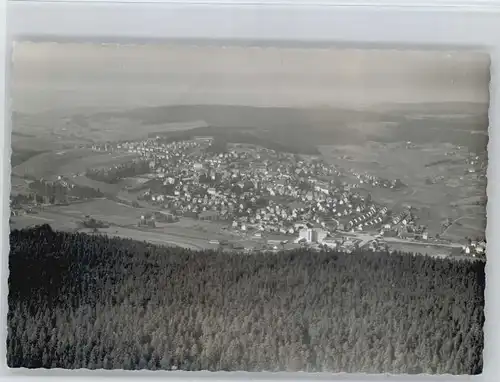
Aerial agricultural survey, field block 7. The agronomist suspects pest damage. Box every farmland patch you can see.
[12,149,139,179]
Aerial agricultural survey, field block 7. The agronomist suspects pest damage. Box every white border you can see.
[7,0,500,8]
[2,2,500,382]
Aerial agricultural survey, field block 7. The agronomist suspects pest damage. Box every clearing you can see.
[12,149,139,179]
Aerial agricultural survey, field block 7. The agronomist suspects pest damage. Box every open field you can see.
[96,227,205,250]
[440,216,486,241]
[12,149,140,179]
[10,102,487,248]
[11,200,481,261]
[10,213,205,250]
[11,133,70,153]
[10,198,303,252]
[70,175,124,195]
[385,241,453,257]
[12,102,488,156]
[319,141,486,240]
[11,199,143,229]
[10,176,32,196]
[13,109,209,144]
[55,118,209,143]
[119,177,151,188]
[46,199,145,226]
[10,148,49,168]
[10,212,80,232]
[12,198,237,242]
[383,239,482,262]
[319,141,471,184]
[99,104,488,152]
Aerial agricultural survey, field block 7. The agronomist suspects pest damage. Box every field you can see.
[10,176,32,196]
[96,227,206,250]
[48,199,144,225]
[12,103,488,157]
[13,109,209,145]
[10,103,488,246]
[9,210,205,250]
[12,149,140,179]
[11,198,239,249]
[10,196,303,252]
[319,141,486,241]
[386,241,453,258]
[70,175,124,195]
[11,133,70,153]
[10,213,80,232]
[55,118,209,143]
[440,216,486,241]
[319,141,470,184]
[11,199,142,229]
[10,148,48,168]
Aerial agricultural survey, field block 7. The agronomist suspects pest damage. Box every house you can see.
[322,238,337,248]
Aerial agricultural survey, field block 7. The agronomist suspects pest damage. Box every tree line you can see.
[86,160,150,184]
[7,225,484,374]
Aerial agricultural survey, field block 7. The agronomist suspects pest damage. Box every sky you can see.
[11,42,491,113]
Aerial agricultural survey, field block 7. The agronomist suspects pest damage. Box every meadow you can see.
[319,142,486,241]
[70,175,124,195]
[46,199,143,227]
[12,149,140,179]
[12,102,488,159]
[10,103,487,244]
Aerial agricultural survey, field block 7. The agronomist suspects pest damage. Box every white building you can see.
[322,239,337,248]
[295,228,327,244]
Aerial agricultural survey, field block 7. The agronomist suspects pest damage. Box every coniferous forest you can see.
[7,225,485,374]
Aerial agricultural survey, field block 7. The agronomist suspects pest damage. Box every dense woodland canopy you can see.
[86,160,150,184]
[7,225,484,374]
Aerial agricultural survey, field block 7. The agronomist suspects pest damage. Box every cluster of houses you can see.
[92,137,405,237]
[344,205,389,232]
[461,239,487,258]
[12,136,484,259]
[86,137,414,239]
[85,137,451,245]
[350,171,406,190]
[145,181,384,236]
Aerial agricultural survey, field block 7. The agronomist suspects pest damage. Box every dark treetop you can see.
[7,225,484,374]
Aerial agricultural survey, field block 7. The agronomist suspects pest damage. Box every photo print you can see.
[7,42,489,375]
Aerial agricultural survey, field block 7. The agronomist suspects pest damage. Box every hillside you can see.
[8,225,484,374]
[12,103,488,155]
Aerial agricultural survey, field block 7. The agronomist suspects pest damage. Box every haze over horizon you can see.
[11,42,490,114]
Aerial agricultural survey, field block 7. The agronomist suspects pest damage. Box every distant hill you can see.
[374,101,488,116]
[12,103,489,154]
[89,104,383,127]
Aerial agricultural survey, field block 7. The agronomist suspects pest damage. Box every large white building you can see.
[295,227,328,244]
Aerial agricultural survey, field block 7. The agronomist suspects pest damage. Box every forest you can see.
[7,225,484,374]
[86,160,150,184]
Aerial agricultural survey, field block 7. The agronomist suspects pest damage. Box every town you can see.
[10,135,486,261]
